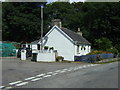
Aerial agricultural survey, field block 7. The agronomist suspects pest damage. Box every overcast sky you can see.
[0,0,119,2]
[48,0,86,3]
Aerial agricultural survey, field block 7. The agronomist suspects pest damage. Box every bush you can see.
[56,56,64,62]
[94,37,112,51]
[49,47,54,50]
[12,43,20,49]
[44,46,49,50]
[107,48,118,56]
[87,50,111,55]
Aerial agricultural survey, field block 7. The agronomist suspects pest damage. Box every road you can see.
[1,58,119,89]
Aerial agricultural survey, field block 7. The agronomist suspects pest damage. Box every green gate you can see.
[0,43,16,57]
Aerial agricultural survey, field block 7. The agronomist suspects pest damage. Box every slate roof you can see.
[61,27,91,45]
[31,40,40,44]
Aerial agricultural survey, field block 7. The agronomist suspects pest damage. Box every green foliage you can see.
[114,44,120,52]
[56,56,64,62]
[12,43,20,49]
[2,2,120,51]
[49,47,54,50]
[87,50,111,55]
[94,37,112,51]
[44,46,49,50]
[107,48,118,55]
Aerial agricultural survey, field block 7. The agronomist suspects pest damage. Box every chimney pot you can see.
[78,28,80,31]
[52,19,62,28]
[77,28,82,36]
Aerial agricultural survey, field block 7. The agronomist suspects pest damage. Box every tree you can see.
[2,2,120,52]
[107,47,118,56]
[2,2,47,42]
[94,37,113,51]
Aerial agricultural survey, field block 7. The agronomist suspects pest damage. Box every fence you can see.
[74,53,114,63]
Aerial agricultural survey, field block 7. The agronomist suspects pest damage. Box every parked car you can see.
[17,48,32,58]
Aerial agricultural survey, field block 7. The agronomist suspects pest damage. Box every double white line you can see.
[1,63,99,89]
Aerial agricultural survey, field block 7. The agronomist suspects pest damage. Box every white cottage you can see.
[31,19,91,61]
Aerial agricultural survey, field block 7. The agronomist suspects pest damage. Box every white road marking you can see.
[62,69,68,71]
[60,71,66,73]
[9,81,22,85]
[78,66,83,69]
[4,64,100,88]
[82,65,87,68]
[15,82,28,87]
[25,77,36,80]
[90,64,94,66]
[47,72,53,74]
[0,86,5,89]
[5,86,13,89]
[36,74,45,77]
[43,75,52,78]
[52,73,58,75]
[87,64,91,67]
[55,70,62,72]
[31,78,42,82]
[73,68,79,70]
[67,70,71,71]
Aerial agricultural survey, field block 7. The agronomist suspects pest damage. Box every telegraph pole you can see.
[40,5,43,51]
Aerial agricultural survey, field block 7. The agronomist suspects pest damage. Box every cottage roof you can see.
[31,40,40,44]
[31,25,91,45]
[60,27,91,45]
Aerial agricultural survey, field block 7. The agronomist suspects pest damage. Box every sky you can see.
[48,0,86,3]
[0,0,86,2]
[0,0,119,2]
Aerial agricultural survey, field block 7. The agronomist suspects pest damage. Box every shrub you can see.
[49,47,54,50]
[44,46,49,50]
[56,56,64,62]
[87,50,111,55]
[107,48,118,55]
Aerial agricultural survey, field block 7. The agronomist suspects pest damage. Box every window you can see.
[77,45,79,53]
[81,45,84,50]
[84,47,86,50]
[37,44,40,50]
[88,46,89,52]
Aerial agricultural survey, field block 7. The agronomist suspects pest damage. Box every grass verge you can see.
[95,60,120,64]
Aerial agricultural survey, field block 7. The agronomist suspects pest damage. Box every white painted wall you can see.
[31,44,38,53]
[75,44,91,56]
[37,52,55,62]
[45,28,75,61]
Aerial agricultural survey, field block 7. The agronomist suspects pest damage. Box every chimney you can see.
[52,19,62,28]
[77,28,82,36]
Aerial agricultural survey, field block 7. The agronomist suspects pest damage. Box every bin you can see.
[31,53,37,62]
[21,49,26,60]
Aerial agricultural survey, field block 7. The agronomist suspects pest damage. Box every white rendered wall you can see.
[37,52,55,62]
[75,44,91,56]
[45,28,75,61]
[31,44,38,53]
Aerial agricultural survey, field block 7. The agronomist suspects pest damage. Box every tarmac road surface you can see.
[1,58,119,89]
